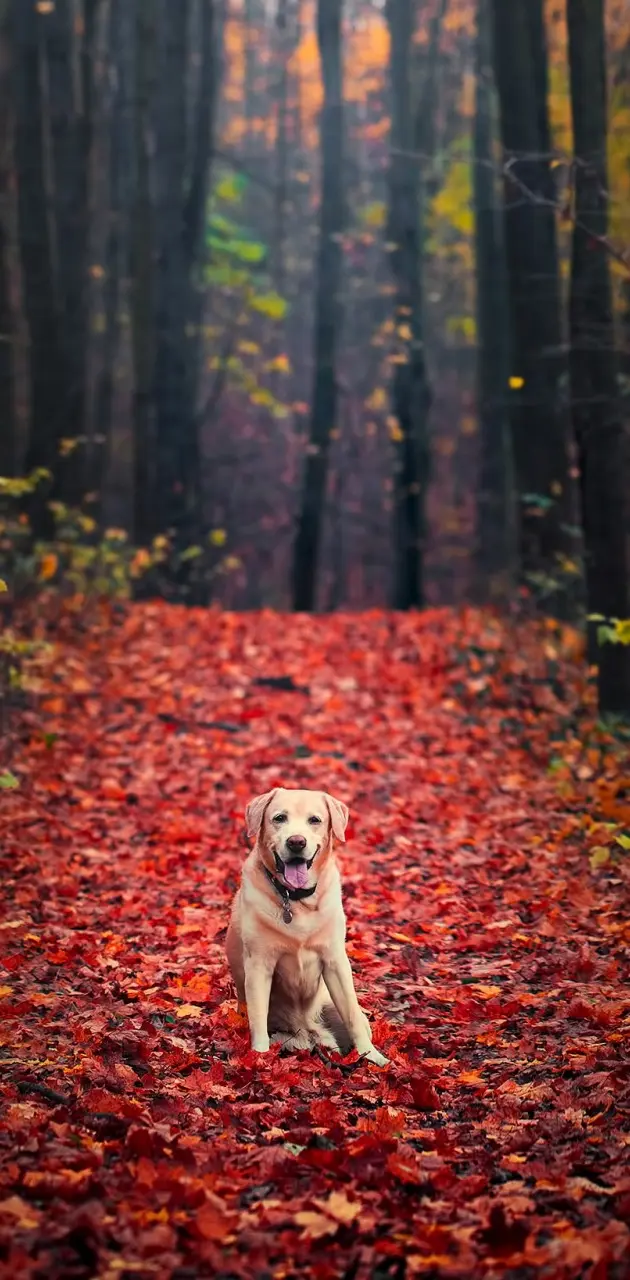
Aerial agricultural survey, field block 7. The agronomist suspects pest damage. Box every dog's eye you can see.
[308,815,322,825]
[272,813,287,824]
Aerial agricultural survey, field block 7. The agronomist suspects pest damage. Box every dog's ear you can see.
[324,794,349,843]
[245,789,277,841]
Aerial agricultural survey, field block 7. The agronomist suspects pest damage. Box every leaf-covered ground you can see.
[2,607,630,1279]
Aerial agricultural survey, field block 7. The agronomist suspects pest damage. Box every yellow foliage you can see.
[266,354,292,374]
[387,416,404,443]
[130,549,151,579]
[431,162,474,237]
[366,387,387,412]
[360,202,386,229]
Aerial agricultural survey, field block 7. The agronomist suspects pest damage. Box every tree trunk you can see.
[131,0,156,546]
[567,0,630,713]
[92,0,127,509]
[0,0,15,476]
[153,0,198,547]
[43,0,99,503]
[490,0,572,601]
[291,0,344,612]
[385,0,431,610]
[273,0,300,297]
[473,0,515,595]
[184,0,220,503]
[14,0,67,533]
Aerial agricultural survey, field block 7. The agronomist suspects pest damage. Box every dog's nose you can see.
[286,834,307,856]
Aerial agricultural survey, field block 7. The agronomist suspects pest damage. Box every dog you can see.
[226,787,388,1065]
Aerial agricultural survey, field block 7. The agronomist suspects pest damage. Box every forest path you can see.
[2,607,629,1277]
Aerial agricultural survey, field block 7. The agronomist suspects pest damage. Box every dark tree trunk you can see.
[131,0,156,546]
[567,0,630,713]
[291,0,344,612]
[0,0,15,476]
[490,0,573,599]
[14,0,67,533]
[273,0,300,297]
[153,0,197,547]
[43,0,99,502]
[92,0,127,508]
[184,0,220,480]
[473,0,514,594]
[385,0,431,610]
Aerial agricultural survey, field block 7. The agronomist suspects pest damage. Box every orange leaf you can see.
[195,1197,236,1241]
[386,1152,425,1186]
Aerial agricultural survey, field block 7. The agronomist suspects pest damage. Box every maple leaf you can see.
[313,1190,362,1224]
[194,1196,237,1241]
[386,1151,426,1186]
[409,1075,440,1110]
[294,1210,339,1239]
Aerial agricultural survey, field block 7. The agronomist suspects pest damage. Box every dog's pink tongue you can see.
[284,861,309,889]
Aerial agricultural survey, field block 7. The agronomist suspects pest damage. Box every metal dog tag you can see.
[282,905,293,924]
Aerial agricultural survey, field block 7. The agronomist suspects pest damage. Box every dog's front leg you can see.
[323,950,388,1066]
[243,951,274,1053]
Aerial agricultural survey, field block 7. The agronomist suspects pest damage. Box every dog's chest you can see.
[274,946,322,1006]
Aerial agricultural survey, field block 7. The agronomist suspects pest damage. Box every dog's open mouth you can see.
[282,858,310,890]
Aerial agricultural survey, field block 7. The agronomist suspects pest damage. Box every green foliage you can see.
[249,291,287,321]
[588,615,630,647]
[521,493,556,511]
[0,468,52,498]
[426,139,475,345]
[0,460,243,612]
[205,173,287,319]
[0,770,19,790]
[431,159,474,237]
[204,170,290,419]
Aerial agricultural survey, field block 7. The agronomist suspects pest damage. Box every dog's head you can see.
[245,787,349,891]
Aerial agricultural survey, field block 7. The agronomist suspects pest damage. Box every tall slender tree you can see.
[91,0,129,505]
[292,0,344,611]
[490,0,572,599]
[385,0,432,610]
[153,3,192,542]
[184,0,221,471]
[567,0,630,712]
[14,0,67,533]
[0,0,15,476]
[42,0,99,501]
[131,0,156,546]
[152,0,220,558]
[473,0,514,594]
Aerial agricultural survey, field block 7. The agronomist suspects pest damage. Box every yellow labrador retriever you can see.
[226,787,387,1065]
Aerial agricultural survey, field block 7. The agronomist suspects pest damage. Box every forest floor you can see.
[1,606,630,1279]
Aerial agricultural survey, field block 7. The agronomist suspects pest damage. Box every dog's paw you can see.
[251,1039,270,1053]
[362,1045,389,1068]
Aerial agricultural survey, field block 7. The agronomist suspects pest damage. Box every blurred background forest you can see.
[0,0,629,710]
